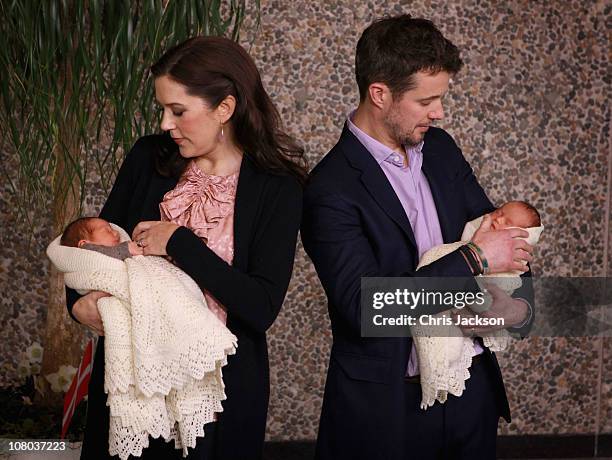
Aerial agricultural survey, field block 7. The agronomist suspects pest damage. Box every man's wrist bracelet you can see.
[467,242,489,275]
[459,245,483,275]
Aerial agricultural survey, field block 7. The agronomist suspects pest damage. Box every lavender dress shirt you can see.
[346,114,483,376]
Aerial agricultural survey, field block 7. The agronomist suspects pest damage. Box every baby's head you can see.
[60,217,121,248]
[490,201,541,230]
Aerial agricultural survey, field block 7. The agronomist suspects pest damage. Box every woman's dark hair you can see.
[150,36,308,184]
[356,14,463,100]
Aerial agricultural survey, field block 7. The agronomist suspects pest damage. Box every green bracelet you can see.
[467,242,489,275]
[459,244,483,275]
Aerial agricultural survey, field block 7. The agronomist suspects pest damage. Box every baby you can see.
[60,217,143,259]
[490,201,540,229]
[48,218,237,458]
[423,200,542,277]
[412,200,543,410]
[470,200,541,237]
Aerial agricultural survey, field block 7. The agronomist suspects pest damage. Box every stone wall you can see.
[1,0,610,441]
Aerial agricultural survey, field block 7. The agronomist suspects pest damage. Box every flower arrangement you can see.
[1,342,86,440]
[45,365,77,394]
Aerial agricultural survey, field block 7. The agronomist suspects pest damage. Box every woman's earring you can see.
[220,125,224,140]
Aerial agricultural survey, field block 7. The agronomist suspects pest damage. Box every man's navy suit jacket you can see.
[302,126,524,460]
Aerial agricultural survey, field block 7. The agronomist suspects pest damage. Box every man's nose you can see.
[428,101,444,121]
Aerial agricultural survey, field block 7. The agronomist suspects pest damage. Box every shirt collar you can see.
[346,110,424,169]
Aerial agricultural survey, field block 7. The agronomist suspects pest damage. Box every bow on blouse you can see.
[159,161,238,241]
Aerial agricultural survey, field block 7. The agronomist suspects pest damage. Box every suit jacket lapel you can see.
[146,174,178,219]
[126,172,177,234]
[339,127,417,250]
[233,154,264,271]
[421,143,455,243]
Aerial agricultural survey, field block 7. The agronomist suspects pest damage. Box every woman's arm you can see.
[166,175,302,334]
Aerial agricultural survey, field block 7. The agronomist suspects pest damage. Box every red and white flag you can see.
[61,338,95,439]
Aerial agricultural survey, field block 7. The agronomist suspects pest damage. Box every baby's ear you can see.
[77,239,88,248]
[479,213,493,230]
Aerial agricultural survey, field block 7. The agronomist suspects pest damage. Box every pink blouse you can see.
[159,160,239,325]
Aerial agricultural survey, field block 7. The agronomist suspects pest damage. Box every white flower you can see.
[45,373,62,393]
[45,365,77,393]
[58,365,77,380]
[17,360,31,379]
[26,342,43,364]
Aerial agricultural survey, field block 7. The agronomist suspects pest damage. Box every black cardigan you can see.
[66,135,302,459]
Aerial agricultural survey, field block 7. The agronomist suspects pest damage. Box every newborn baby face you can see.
[87,218,121,246]
[490,202,534,230]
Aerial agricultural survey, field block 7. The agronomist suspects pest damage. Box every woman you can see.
[67,36,307,459]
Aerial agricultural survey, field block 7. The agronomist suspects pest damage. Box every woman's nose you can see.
[160,111,175,132]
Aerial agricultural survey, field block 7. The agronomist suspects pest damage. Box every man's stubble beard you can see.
[383,109,422,148]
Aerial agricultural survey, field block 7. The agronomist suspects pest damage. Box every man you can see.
[301,15,534,460]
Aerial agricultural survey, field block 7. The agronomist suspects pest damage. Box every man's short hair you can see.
[60,217,96,247]
[355,14,463,101]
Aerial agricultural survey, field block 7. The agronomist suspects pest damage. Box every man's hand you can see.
[453,283,529,335]
[471,214,533,273]
[72,291,110,336]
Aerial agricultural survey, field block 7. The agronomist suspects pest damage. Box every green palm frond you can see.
[0,0,259,226]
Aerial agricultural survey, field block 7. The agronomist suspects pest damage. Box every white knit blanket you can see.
[47,225,237,459]
[412,217,543,409]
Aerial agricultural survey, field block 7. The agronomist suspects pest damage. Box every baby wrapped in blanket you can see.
[47,217,237,459]
[411,201,544,409]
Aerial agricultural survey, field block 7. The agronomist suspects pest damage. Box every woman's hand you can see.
[72,291,110,336]
[127,241,144,256]
[132,221,180,256]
